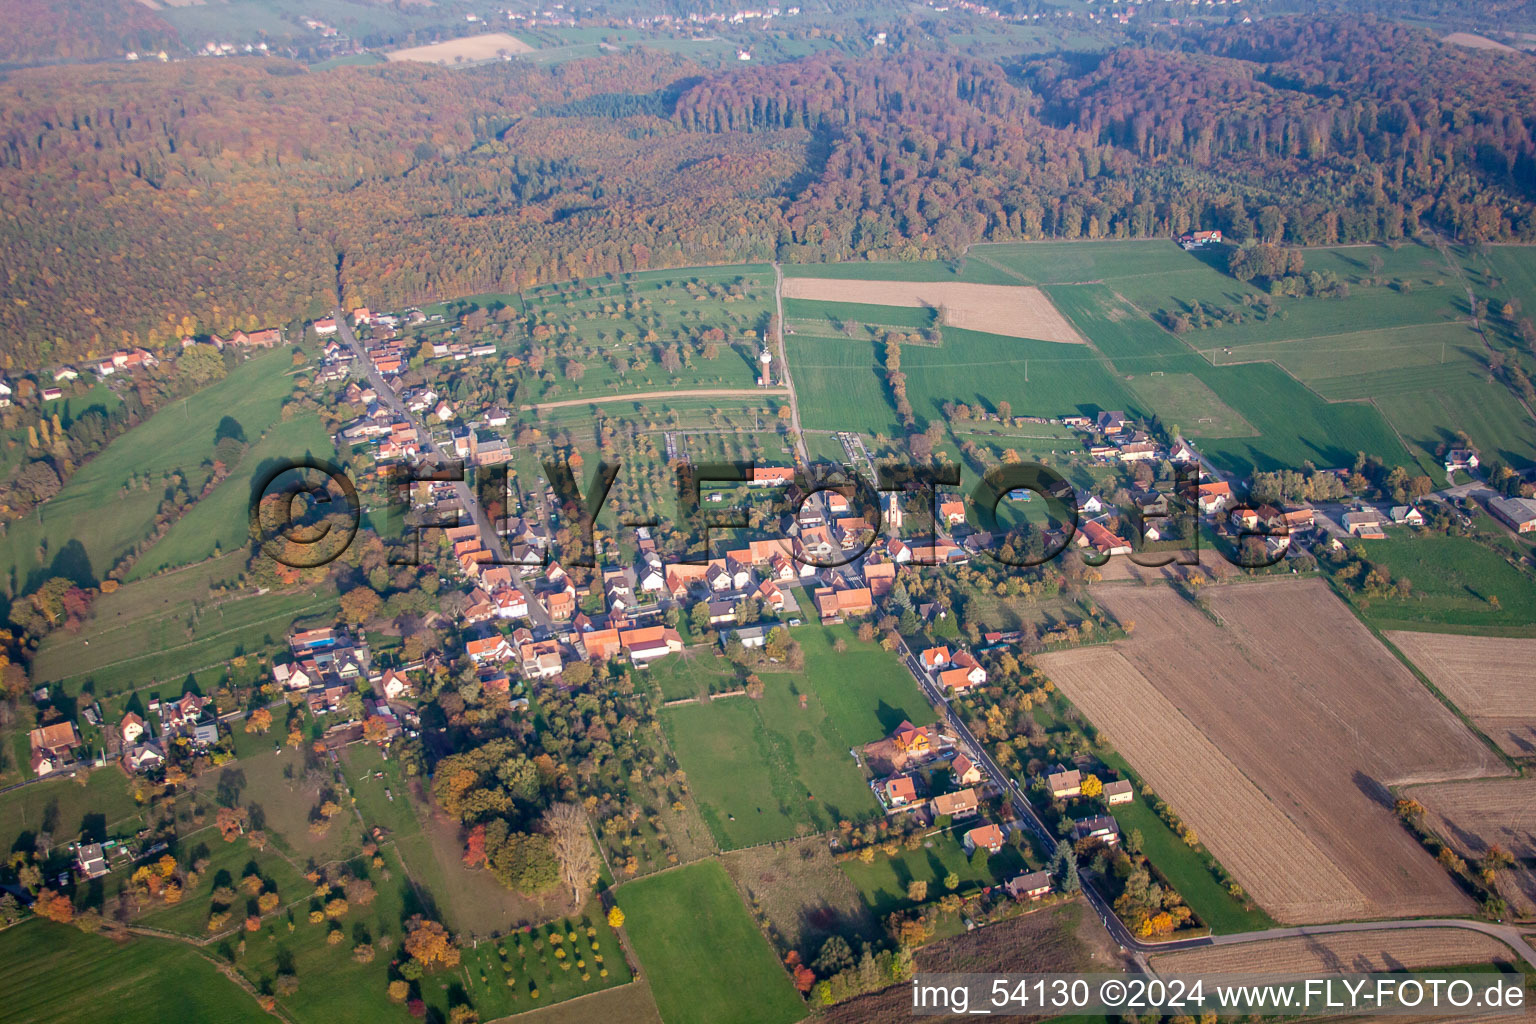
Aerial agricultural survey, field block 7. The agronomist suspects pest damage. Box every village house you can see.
[1072,814,1120,846]
[122,742,166,774]
[1103,780,1134,805]
[951,752,982,786]
[29,721,82,776]
[883,775,918,807]
[932,787,979,819]
[1444,448,1480,474]
[1196,481,1233,515]
[1179,229,1223,249]
[891,720,932,757]
[725,625,768,650]
[1078,520,1132,557]
[920,646,951,672]
[938,500,966,527]
[815,586,873,622]
[120,712,146,746]
[1046,766,1082,800]
[466,636,514,664]
[1389,505,1425,527]
[1095,410,1128,435]
[313,317,339,335]
[749,466,795,487]
[1005,870,1053,901]
[963,823,1005,855]
[74,842,110,880]
[379,669,414,700]
[938,651,987,692]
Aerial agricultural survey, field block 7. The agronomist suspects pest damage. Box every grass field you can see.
[0,763,145,855]
[1127,373,1256,438]
[839,828,1027,918]
[1347,534,1536,636]
[0,348,297,595]
[616,859,804,1024]
[663,684,878,849]
[0,921,270,1024]
[783,258,1019,285]
[129,414,338,578]
[31,564,339,701]
[660,626,923,848]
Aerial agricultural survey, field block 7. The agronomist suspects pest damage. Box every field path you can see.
[524,387,785,411]
[772,262,811,469]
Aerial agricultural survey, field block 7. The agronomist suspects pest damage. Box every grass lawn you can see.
[617,859,804,1024]
[839,828,1028,918]
[0,764,145,855]
[1127,373,1256,439]
[0,920,271,1024]
[1348,534,1536,636]
[643,651,734,702]
[766,625,928,745]
[1,348,297,595]
[663,680,878,849]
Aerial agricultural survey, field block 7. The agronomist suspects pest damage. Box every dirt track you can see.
[526,387,787,411]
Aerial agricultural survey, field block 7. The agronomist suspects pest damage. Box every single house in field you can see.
[1005,870,1053,901]
[1490,495,1536,534]
[1103,780,1134,805]
[932,787,979,819]
[964,823,1005,855]
[883,775,918,807]
[1046,767,1082,800]
[951,752,982,786]
[74,843,109,880]
[1444,448,1480,474]
[1072,814,1120,846]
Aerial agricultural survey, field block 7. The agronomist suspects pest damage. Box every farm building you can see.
[1490,495,1536,533]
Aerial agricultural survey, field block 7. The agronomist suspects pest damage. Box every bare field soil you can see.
[1038,645,1371,922]
[817,900,1129,1024]
[386,33,533,64]
[1042,580,1503,923]
[1150,927,1523,974]
[1444,32,1518,51]
[1386,632,1536,756]
[1409,777,1536,918]
[779,277,1086,343]
[722,838,876,957]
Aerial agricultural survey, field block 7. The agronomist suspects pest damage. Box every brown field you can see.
[1386,632,1536,756]
[1444,32,1518,52]
[1409,777,1536,918]
[1150,927,1523,975]
[385,33,534,64]
[779,277,1086,344]
[1039,579,1504,923]
[818,900,1130,1024]
[504,980,663,1024]
[722,838,877,958]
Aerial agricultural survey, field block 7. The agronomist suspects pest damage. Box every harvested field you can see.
[1386,632,1536,756]
[1151,928,1524,975]
[1037,645,1370,923]
[1409,777,1536,917]
[817,900,1130,1024]
[1039,579,1504,923]
[722,837,877,957]
[779,277,1085,343]
[385,33,533,64]
[1445,32,1518,51]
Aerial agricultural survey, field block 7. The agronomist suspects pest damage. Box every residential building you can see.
[883,775,918,807]
[963,823,1005,855]
[1103,780,1134,805]
[1005,870,1053,900]
[29,721,82,776]
[931,787,978,819]
[951,752,982,786]
[1046,767,1081,800]
[1072,814,1120,846]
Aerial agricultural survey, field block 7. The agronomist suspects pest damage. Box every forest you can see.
[3,16,1536,366]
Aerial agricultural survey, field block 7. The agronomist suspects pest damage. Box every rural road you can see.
[524,386,785,412]
[1194,918,1536,970]
[772,262,812,470]
[333,310,551,628]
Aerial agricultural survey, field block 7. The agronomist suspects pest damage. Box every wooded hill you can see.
[3,16,1535,367]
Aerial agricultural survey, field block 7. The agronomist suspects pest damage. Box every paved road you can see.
[1199,918,1536,970]
[772,262,812,471]
[333,311,550,628]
